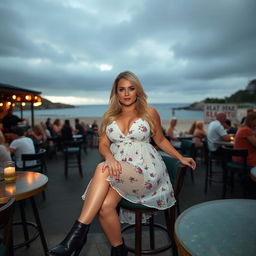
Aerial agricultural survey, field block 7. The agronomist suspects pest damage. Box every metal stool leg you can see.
[18,201,30,248]
[30,197,48,255]
[135,212,142,256]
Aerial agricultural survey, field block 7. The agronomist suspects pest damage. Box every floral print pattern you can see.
[105,118,176,224]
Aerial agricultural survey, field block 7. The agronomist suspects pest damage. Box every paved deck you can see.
[12,147,256,256]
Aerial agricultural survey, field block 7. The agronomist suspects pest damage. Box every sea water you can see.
[15,103,203,120]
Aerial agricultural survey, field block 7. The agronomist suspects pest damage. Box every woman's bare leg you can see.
[98,187,123,246]
[78,162,111,224]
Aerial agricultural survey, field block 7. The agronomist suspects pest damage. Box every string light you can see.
[25,95,32,101]
[33,101,42,106]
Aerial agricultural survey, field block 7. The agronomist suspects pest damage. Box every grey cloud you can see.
[0,0,255,102]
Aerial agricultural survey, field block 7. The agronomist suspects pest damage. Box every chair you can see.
[180,139,196,182]
[202,138,222,193]
[62,140,83,178]
[119,156,186,256]
[0,198,16,256]
[22,148,47,200]
[221,147,251,198]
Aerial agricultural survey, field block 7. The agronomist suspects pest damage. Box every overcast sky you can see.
[0,0,255,105]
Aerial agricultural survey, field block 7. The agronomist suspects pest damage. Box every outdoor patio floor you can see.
[12,146,256,256]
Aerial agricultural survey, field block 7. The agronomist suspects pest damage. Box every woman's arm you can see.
[150,107,196,170]
[98,132,122,178]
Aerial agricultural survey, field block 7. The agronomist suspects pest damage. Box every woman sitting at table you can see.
[188,121,197,135]
[52,119,62,137]
[28,124,48,142]
[61,119,74,141]
[234,112,256,167]
[167,118,181,149]
[193,121,207,148]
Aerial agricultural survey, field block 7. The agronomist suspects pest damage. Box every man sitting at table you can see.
[9,126,36,170]
[2,108,23,133]
[207,112,231,155]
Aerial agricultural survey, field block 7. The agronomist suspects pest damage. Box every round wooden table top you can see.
[0,171,48,204]
[175,199,256,256]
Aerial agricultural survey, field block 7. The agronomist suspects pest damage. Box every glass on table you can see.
[3,161,16,181]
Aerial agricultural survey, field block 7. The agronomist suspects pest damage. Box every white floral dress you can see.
[105,118,176,223]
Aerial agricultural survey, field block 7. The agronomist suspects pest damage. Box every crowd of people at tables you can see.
[166,108,256,168]
[0,112,99,170]
[1,107,255,170]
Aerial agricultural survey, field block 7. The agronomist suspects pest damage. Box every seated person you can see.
[187,121,197,135]
[0,130,11,162]
[167,118,181,148]
[2,109,23,132]
[193,121,207,147]
[207,112,231,155]
[61,119,74,141]
[225,119,237,134]
[9,126,36,169]
[28,124,47,142]
[234,112,256,167]
[91,120,99,134]
[240,108,254,125]
[75,118,85,135]
[45,118,54,137]
[52,119,62,137]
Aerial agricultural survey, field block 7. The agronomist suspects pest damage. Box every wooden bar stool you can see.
[118,155,186,256]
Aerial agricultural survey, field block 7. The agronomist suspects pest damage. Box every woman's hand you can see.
[102,158,122,179]
[180,157,196,170]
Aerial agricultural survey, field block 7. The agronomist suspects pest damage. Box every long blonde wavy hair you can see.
[100,71,156,135]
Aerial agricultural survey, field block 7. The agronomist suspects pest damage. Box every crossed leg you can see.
[77,161,143,247]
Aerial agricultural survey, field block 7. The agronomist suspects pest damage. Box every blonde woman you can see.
[49,71,196,256]
[167,118,181,148]
[193,121,207,147]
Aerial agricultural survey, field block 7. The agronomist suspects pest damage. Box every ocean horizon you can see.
[15,103,203,120]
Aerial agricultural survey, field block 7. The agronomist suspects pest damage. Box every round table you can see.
[0,171,48,255]
[215,140,234,147]
[0,171,48,203]
[175,199,256,256]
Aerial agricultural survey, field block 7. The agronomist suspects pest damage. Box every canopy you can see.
[0,82,42,127]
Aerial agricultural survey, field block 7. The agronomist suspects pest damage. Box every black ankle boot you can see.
[49,220,90,256]
[111,241,128,256]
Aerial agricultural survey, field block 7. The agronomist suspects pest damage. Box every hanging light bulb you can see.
[21,102,26,107]
[12,94,17,100]
[25,95,32,101]
[33,101,42,106]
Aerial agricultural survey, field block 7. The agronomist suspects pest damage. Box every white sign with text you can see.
[204,103,238,123]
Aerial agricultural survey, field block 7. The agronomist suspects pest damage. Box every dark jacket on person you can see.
[61,125,73,141]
